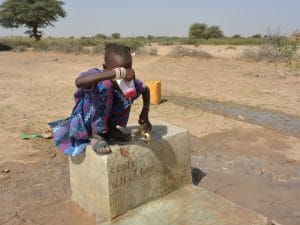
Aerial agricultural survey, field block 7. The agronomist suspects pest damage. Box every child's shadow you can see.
[119,125,181,175]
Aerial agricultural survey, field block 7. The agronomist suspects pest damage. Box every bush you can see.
[0,42,12,51]
[148,47,158,56]
[94,33,107,39]
[111,33,121,39]
[182,38,202,46]
[124,39,144,51]
[0,37,33,50]
[168,46,212,58]
[257,45,286,62]
[242,44,294,62]
[32,38,90,54]
[14,45,27,52]
[293,48,300,61]
[251,34,262,39]
[242,34,298,62]
[91,44,105,54]
[232,34,242,38]
[136,47,158,56]
[147,35,155,40]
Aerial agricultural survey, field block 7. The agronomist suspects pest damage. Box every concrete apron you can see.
[100,185,268,225]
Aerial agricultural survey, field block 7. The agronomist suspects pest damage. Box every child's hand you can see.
[138,109,152,133]
[125,68,135,81]
[113,67,135,80]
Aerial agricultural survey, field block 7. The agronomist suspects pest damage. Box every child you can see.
[50,44,152,156]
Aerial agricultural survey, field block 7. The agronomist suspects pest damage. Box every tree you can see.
[0,0,66,41]
[189,23,224,39]
[251,34,262,39]
[111,32,121,39]
[95,33,107,39]
[205,25,224,39]
[232,34,242,38]
[147,35,155,39]
[189,23,207,39]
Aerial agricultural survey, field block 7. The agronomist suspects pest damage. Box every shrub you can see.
[136,47,158,56]
[182,38,202,46]
[168,46,212,58]
[0,36,33,50]
[232,34,242,38]
[147,35,155,40]
[257,44,286,62]
[91,44,105,54]
[0,42,12,51]
[125,39,144,51]
[33,40,51,51]
[242,44,292,62]
[111,33,121,39]
[251,34,262,39]
[242,34,298,62]
[14,45,26,52]
[95,33,107,39]
[32,38,90,54]
[148,47,158,56]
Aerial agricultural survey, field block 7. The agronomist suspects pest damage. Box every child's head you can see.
[103,44,132,70]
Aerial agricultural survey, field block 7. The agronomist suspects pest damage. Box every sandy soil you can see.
[0,46,299,225]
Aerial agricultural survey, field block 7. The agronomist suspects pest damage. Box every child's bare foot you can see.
[92,133,111,154]
[109,127,131,142]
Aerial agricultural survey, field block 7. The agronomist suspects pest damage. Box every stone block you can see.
[69,122,192,221]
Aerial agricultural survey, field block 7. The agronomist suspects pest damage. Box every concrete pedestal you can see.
[69,123,192,221]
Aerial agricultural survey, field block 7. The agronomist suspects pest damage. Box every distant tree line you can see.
[0,1,298,43]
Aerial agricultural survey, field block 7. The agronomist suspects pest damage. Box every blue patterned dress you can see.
[49,68,146,156]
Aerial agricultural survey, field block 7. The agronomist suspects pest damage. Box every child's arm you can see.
[139,86,152,132]
[75,70,115,89]
[75,68,134,89]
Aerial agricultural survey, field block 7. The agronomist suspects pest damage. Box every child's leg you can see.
[91,80,114,154]
[108,107,132,142]
[91,80,114,133]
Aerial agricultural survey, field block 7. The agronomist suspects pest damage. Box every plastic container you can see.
[146,80,161,105]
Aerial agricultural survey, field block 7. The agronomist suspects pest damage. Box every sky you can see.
[0,0,299,37]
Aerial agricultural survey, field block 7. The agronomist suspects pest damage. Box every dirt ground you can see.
[0,45,299,225]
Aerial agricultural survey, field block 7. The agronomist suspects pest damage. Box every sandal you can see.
[91,134,112,155]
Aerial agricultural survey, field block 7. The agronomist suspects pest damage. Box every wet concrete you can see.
[191,128,300,225]
[166,95,300,138]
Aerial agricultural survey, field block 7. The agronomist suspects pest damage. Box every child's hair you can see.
[104,44,131,63]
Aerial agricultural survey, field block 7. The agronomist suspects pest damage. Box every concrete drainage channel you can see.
[166,94,300,138]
